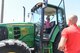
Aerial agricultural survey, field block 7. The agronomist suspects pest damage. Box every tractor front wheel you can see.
[0,39,31,53]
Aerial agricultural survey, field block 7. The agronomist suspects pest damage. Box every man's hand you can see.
[58,36,67,52]
[58,42,65,51]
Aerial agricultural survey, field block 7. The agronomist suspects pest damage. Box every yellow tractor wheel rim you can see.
[8,52,16,53]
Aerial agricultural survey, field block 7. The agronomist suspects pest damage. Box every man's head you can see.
[68,15,78,25]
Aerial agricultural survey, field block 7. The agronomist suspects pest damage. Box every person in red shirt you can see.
[58,15,80,53]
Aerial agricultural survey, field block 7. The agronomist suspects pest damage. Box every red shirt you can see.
[61,24,80,53]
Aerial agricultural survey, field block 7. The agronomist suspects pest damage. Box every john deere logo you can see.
[21,28,28,35]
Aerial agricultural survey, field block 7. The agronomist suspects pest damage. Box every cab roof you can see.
[31,2,59,15]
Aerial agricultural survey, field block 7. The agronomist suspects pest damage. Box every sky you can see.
[0,0,80,25]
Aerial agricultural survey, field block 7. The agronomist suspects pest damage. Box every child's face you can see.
[47,18,50,21]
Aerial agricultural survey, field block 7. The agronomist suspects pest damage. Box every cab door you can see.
[58,0,66,29]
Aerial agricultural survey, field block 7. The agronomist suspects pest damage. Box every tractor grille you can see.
[13,27,21,39]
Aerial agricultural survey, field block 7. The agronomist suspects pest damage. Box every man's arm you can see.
[58,36,67,51]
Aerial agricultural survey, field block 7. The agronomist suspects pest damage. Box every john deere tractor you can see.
[0,0,66,53]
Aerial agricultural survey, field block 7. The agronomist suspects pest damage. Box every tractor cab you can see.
[31,2,66,39]
[31,0,66,53]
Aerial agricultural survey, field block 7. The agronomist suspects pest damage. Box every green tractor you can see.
[0,0,66,53]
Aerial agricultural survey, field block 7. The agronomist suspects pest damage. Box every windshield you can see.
[31,13,41,23]
[31,7,41,23]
